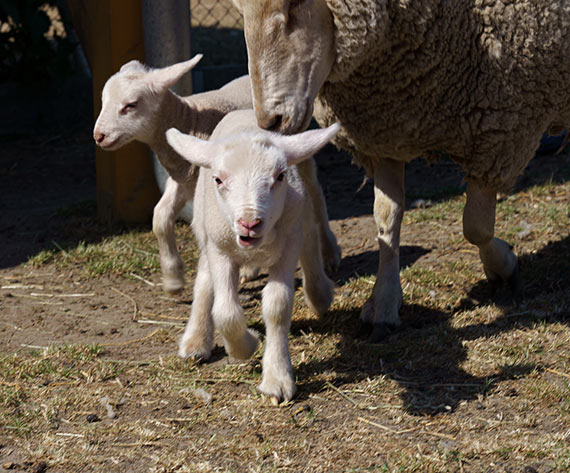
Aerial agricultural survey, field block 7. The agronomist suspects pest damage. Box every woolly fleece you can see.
[315,0,570,189]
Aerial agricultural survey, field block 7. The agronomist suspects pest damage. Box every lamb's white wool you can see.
[93,55,252,293]
[166,110,339,401]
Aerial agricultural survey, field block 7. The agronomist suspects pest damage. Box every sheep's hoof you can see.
[369,322,399,343]
[354,321,373,339]
[507,261,522,296]
[486,260,521,300]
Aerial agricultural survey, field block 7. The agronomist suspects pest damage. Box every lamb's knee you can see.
[153,203,173,236]
[262,282,293,326]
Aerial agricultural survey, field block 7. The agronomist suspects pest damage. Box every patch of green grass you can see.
[26,223,201,279]
[28,248,58,266]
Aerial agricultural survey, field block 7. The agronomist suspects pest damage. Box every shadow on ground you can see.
[289,233,569,414]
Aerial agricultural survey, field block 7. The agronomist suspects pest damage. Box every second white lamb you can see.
[166,110,339,401]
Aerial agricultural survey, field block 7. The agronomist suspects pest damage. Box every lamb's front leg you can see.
[297,158,341,272]
[359,158,405,342]
[208,246,259,360]
[178,253,214,360]
[153,177,193,294]
[258,241,300,402]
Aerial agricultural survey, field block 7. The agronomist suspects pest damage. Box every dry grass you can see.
[1,152,570,472]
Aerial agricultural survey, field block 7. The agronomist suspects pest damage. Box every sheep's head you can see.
[232,0,335,134]
[166,121,339,249]
[93,55,202,150]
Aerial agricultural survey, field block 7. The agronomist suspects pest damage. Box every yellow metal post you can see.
[66,0,160,224]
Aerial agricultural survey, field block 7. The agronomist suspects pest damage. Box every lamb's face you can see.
[234,0,335,134]
[165,117,340,249]
[212,140,289,249]
[93,72,161,150]
[93,55,202,150]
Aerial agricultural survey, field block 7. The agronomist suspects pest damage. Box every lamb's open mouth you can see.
[238,235,262,248]
[99,139,121,151]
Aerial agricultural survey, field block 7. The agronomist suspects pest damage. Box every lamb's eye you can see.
[121,102,138,114]
[276,172,285,182]
[214,177,223,186]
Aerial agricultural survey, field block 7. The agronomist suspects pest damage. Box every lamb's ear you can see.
[165,128,217,169]
[148,54,203,93]
[120,60,144,73]
[272,123,340,166]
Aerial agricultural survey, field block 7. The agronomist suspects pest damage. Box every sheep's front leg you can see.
[297,158,341,272]
[359,158,405,342]
[153,177,192,294]
[178,253,214,360]
[463,179,519,293]
[258,238,300,402]
[208,246,259,359]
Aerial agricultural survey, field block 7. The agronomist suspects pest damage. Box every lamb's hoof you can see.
[178,339,212,362]
[240,265,260,284]
[163,276,185,295]
[304,277,334,317]
[324,247,341,274]
[322,233,342,273]
[225,329,260,360]
[258,373,296,402]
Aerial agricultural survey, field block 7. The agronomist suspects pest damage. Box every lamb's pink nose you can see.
[94,132,106,144]
[238,218,262,230]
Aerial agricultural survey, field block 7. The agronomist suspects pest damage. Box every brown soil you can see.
[1,77,569,472]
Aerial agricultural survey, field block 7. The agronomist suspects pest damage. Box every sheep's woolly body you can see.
[315,0,570,189]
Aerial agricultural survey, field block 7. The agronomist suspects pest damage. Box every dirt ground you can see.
[1,73,570,472]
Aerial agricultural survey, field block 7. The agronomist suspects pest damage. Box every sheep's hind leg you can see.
[358,158,405,342]
[463,180,519,295]
[208,246,259,360]
[153,177,192,294]
[178,253,214,360]
[297,158,342,272]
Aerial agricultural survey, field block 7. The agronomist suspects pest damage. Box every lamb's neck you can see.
[147,91,198,183]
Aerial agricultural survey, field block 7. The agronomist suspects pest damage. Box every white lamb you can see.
[166,110,339,401]
[93,55,252,294]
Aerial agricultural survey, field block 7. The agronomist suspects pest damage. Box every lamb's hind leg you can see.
[359,158,405,342]
[178,253,214,360]
[297,159,342,272]
[300,203,334,317]
[153,177,192,294]
[463,179,519,294]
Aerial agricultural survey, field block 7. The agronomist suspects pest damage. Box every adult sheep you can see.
[233,0,570,341]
